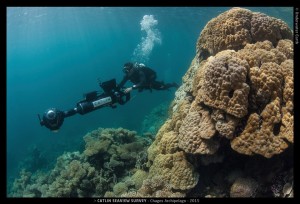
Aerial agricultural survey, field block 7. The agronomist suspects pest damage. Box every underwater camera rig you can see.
[38,79,130,131]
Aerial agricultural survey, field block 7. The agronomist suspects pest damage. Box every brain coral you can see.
[197,7,292,60]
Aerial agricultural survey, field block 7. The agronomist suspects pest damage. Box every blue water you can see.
[7,7,293,187]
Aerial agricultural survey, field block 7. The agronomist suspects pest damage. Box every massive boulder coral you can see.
[195,40,293,158]
[149,151,198,191]
[178,101,219,154]
[250,12,292,45]
[143,8,293,197]
[158,130,179,154]
[91,8,293,198]
[144,8,293,198]
[198,50,250,118]
[196,7,293,60]
[230,97,291,158]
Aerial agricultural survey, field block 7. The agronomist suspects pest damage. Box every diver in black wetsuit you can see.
[118,62,179,93]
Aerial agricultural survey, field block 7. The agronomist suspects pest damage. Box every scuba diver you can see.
[118,62,179,93]
[38,79,130,132]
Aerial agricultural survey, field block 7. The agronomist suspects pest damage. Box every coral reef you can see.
[140,7,293,198]
[9,128,152,197]
[9,7,293,198]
